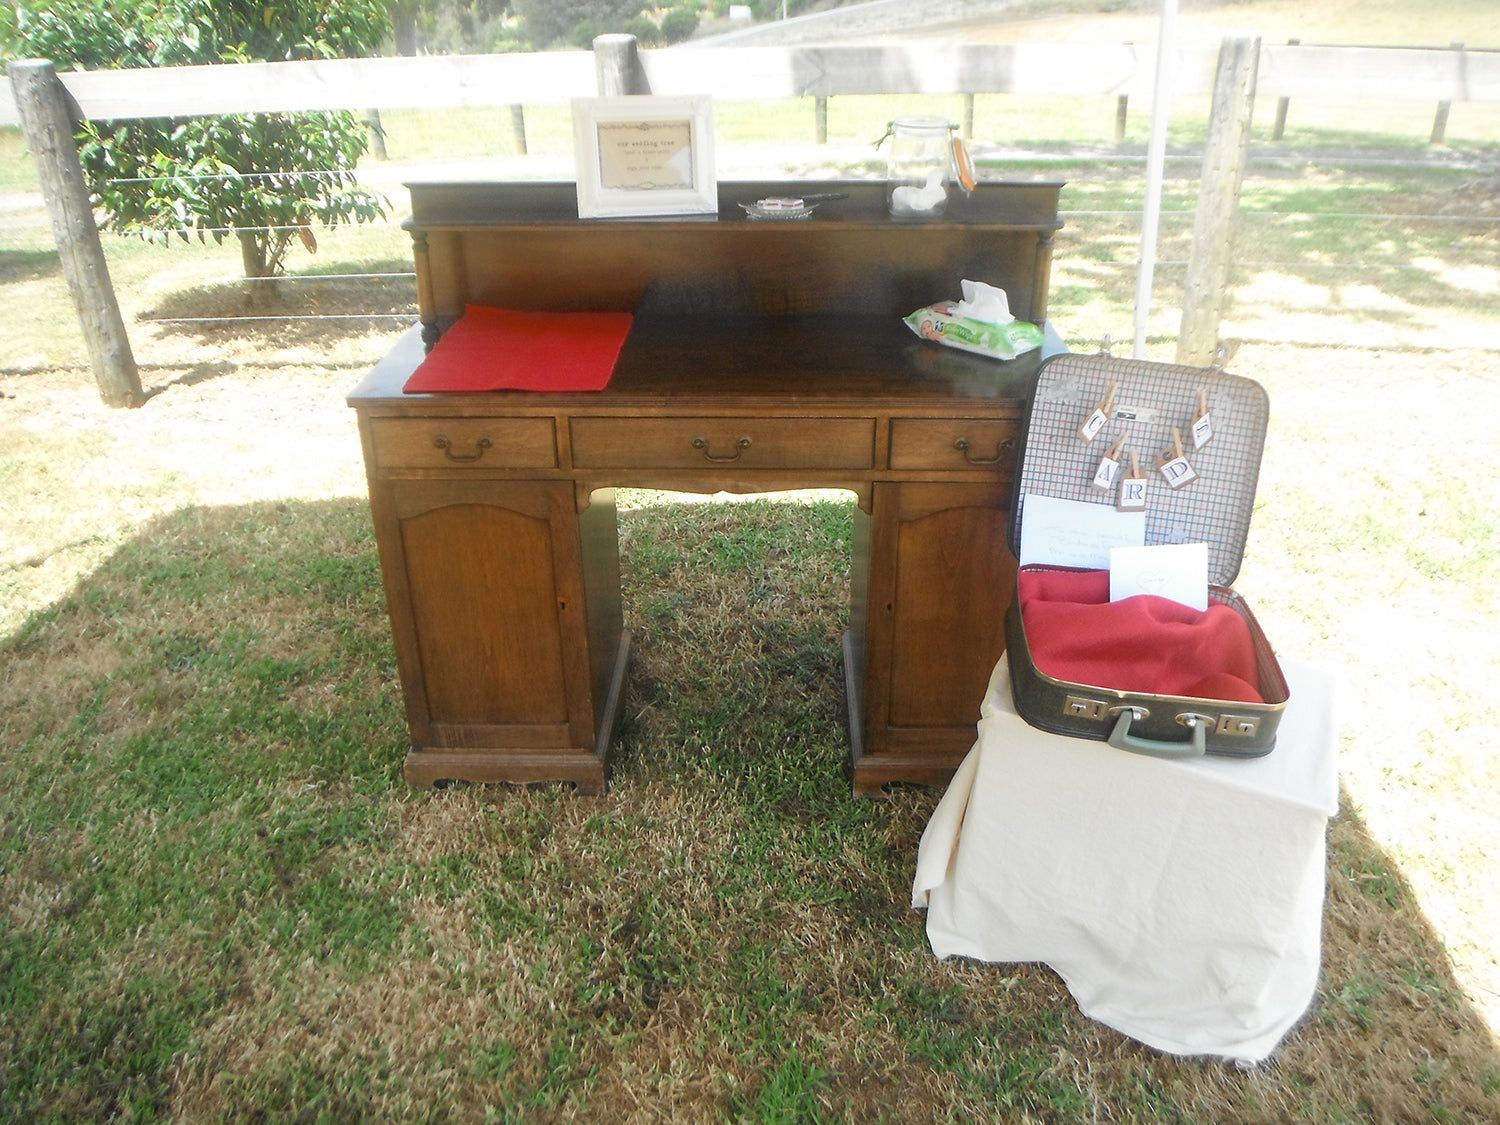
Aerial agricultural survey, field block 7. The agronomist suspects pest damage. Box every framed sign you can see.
[572,96,717,219]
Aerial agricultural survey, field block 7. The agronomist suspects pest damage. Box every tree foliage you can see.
[2,1,390,278]
[514,0,647,49]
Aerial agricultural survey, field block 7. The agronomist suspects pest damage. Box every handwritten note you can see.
[1018,494,1146,569]
[1109,542,1209,611]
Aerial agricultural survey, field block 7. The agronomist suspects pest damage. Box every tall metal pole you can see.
[1133,0,1179,359]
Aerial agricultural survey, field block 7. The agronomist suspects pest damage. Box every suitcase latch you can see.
[1064,696,1110,722]
[1214,713,1262,738]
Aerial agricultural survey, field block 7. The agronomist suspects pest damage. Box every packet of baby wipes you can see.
[904,279,1045,361]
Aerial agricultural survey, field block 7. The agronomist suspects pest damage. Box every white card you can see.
[1109,542,1209,611]
[1019,494,1146,569]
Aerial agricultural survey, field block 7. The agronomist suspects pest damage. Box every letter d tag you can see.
[1159,454,1198,489]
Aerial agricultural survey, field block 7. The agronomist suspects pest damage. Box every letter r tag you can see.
[1117,475,1148,512]
[1117,451,1147,511]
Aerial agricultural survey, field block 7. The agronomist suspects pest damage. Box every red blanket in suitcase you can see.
[1017,569,1264,704]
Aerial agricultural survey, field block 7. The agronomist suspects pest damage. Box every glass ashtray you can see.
[739,197,819,221]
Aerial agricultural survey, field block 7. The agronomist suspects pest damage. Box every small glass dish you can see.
[739,197,819,221]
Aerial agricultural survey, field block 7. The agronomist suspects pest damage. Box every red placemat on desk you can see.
[403,305,634,393]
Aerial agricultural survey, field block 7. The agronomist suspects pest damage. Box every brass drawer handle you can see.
[692,435,752,463]
[433,434,493,462]
[953,436,1014,466]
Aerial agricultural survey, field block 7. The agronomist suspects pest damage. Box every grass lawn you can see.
[4,1,1500,1119]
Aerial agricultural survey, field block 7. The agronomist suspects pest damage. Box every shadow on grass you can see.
[137,260,418,351]
[0,245,62,285]
[1,496,1497,1123]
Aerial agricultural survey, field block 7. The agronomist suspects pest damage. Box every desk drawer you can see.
[570,417,874,470]
[890,418,1018,472]
[369,418,558,470]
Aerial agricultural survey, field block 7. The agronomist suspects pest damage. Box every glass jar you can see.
[883,116,954,218]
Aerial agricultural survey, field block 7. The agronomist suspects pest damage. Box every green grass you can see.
[4,493,1500,1122]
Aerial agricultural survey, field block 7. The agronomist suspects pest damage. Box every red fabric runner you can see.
[1018,568,1264,703]
[403,305,634,394]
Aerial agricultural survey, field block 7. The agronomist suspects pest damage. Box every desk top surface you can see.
[349,317,1049,411]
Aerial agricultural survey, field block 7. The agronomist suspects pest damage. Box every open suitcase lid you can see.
[1007,352,1270,587]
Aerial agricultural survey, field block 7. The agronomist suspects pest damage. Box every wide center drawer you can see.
[889,418,1019,472]
[570,417,875,470]
[368,417,558,470]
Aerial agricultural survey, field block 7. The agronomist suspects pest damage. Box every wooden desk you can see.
[349,179,1062,796]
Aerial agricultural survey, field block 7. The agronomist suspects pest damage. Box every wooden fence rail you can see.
[6,38,1500,405]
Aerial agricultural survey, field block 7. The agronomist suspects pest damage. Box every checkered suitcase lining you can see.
[1011,353,1270,587]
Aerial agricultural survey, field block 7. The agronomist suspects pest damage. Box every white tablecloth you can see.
[912,658,1339,1062]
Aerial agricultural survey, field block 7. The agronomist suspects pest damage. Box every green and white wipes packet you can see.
[904,279,1044,361]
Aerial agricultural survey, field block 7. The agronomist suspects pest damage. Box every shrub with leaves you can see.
[2,1,389,278]
[515,0,647,49]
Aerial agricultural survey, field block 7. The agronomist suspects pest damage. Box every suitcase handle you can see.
[1106,708,1207,760]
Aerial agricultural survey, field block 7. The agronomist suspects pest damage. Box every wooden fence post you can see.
[814,95,828,144]
[509,104,528,155]
[1430,41,1464,145]
[362,108,387,159]
[1176,35,1260,368]
[594,34,651,96]
[1115,95,1129,142]
[1271,38,1298,140]
[8,59,143,408]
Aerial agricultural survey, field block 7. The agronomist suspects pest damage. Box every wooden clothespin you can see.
[1190,388,1214,450]
[1093,433,1127,490]
[1078,381,1119,444]
[1117,450,1148,511]
[1158,426,1199,489]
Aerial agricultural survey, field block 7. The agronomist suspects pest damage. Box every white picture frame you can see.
[572,95,717,219]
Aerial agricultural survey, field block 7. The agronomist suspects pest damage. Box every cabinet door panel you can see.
[401,501,569,727]
[863,482,1016,747]
[887,500,1015,726]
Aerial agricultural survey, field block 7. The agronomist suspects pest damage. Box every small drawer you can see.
[570,417,874,470]
[889,418,1019,471]
[369,418,557,470]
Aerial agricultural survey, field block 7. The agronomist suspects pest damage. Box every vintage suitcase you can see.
[1004,352,1289,759]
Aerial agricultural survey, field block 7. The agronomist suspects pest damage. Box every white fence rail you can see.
[4,42,1499,127]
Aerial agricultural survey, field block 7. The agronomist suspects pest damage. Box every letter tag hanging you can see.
[1190,389,1214,450]
[1093,434,1126,490]
[1117,451,1148,512]
[1159,427,1198,489]
[1078,381,1119,444]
